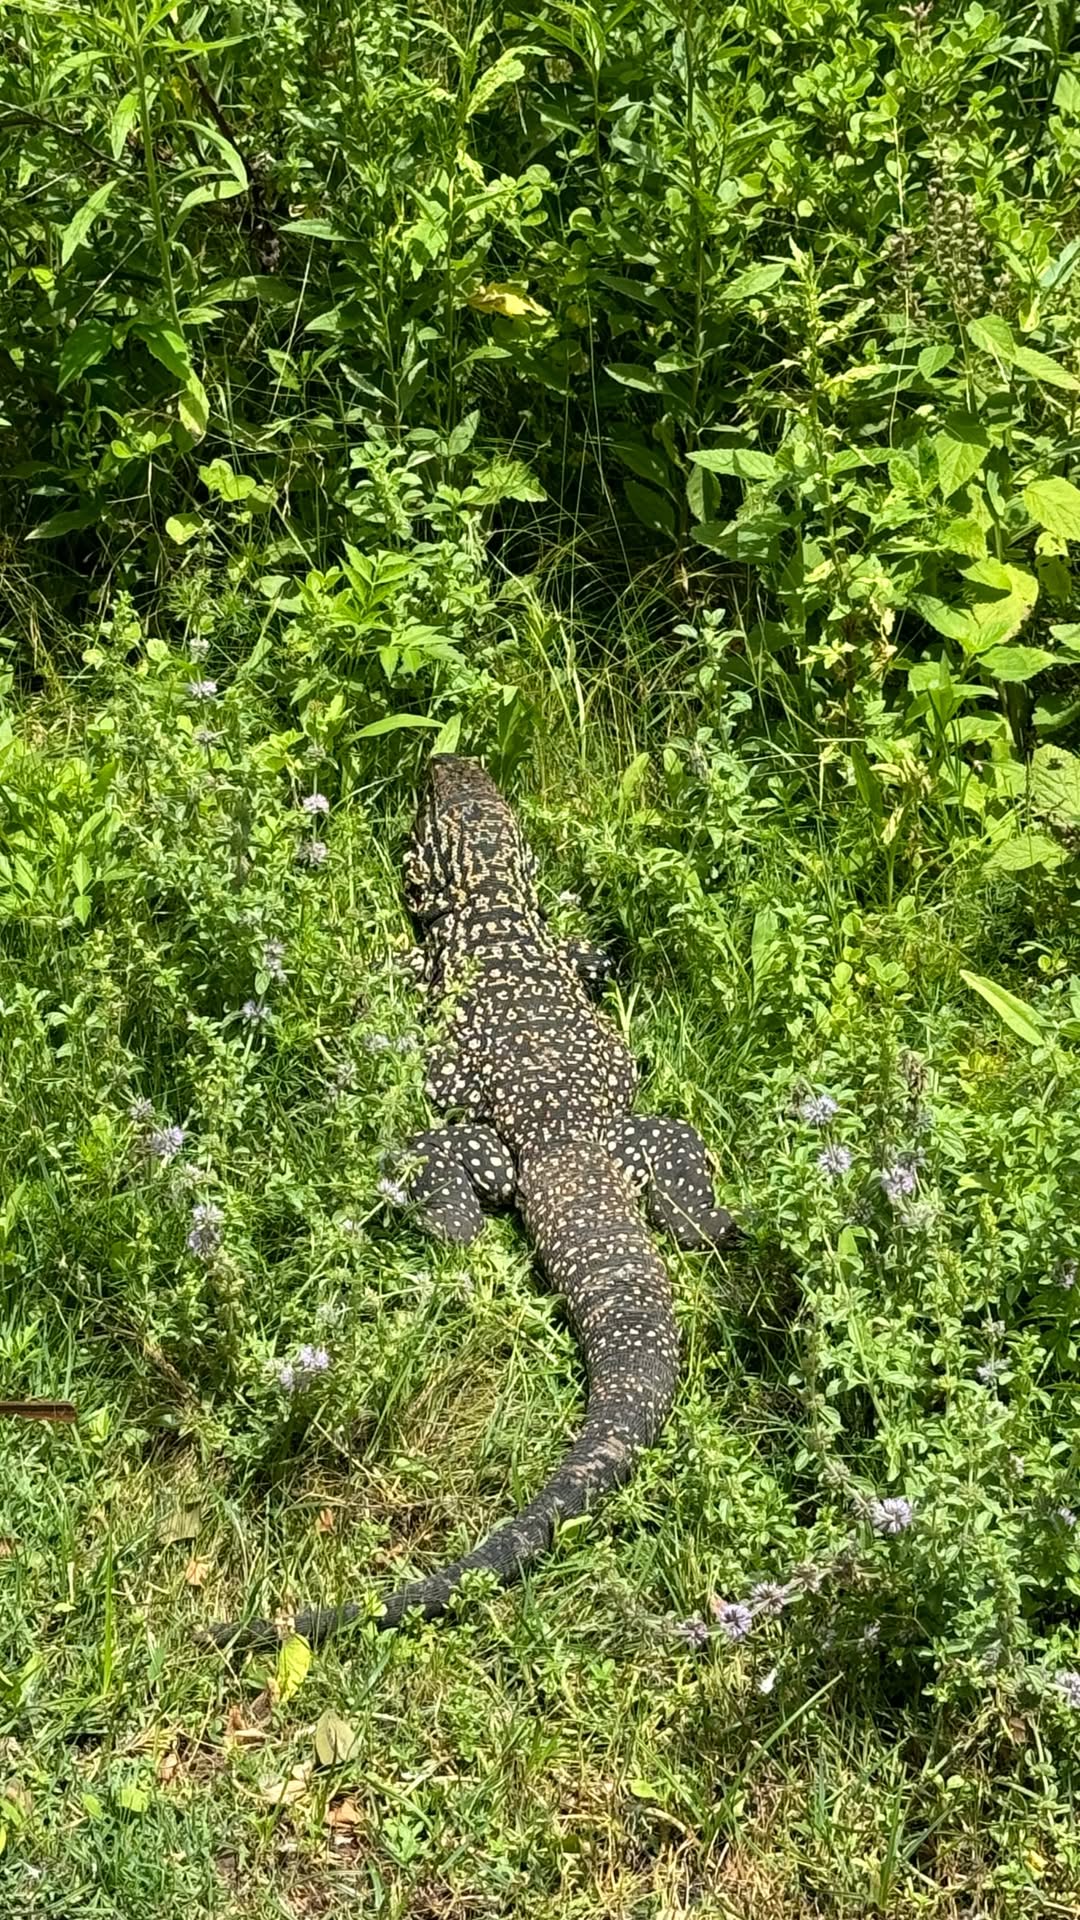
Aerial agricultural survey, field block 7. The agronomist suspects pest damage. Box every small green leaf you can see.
[179,376,209,440]
[61,181,118,266]
[199,458,258,502]
[918,343,953,378]
[27,504,101,541]
[164,513,204,544]
[135,322,193,384]
[115,1783,150,1815]
[274,1634,311,1705]
[689,448,781,482]
[1011,346,1080,392]
[605,364,665,393]
[959,968,1045,1046]
[912,595,974,643]
[719,262,787,304]
[966,313,1016,361]
[624,481,677,538]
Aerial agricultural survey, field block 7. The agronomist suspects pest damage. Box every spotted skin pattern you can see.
[206,757,738,1652]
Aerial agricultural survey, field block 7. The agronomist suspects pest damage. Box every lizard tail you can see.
[203,1141,679,1652]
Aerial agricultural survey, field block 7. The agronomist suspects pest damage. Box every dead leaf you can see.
[260,1763,310,1807]
[313,1709,360,1768]
[0,1538,15,1558]
[183,1554,211,1588]
[157,1750,180,1786]
[314,1506,336,1534]
[325,1794,362,1830]
[160,1505,202,1546]
[223,1700,271,1750]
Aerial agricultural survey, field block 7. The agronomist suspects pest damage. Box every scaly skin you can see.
[205,757,738,1651]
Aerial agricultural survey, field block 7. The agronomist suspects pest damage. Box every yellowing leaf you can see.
[1024,477,1080,543]
[313,1709,360,1767]
[273,1633,311,1705]
[466,283,548,320]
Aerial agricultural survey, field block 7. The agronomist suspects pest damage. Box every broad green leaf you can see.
[719,262,787,304]
[467,283,547,319]
[354,713,442,738]
[918,343,953,378]
[1024,477,1080,542]
[689,448,781,482]
[58,319,113,391]
[27,504,100,540]
[984,832,1067,874]
[109,90,140,161]
[952,715,1005,744]
[281,218,344,239]
[1031,745,1080,821]
[959,968,1045,1045]
[979,645,1057,682]
[467,49,526,118]
[179,375,209,440]
[912,595,973,642]
[933,412,988,498]
[966,313,1016,361]
[432,713,462,755]
[60,181,118,266]
[469,457,545,503]
[624,481,677,538]
[1011,345,1080,392]
[135,322,193,384]
[750,906,780,989]
[274,1634,311,1704]
[1054,70,1080,113]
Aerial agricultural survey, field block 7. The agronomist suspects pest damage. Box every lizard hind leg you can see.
[607,1114,740,1251]
[403,1125,515,1245]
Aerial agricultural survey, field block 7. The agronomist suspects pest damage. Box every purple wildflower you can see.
[791,1561,825,1594]
[193,727,222,748]
[749,1581,792,1618]
[364,1033,392,1054]
[146,1124,185,1163]
[296,1343,331,1375]
[1054,1670,1080,1709]
[711,1599,753,1643]
[241,999,269,1024]
[186,1201,224,1259]
[301,792,330,816]
[262,941,287,983]
[817,1144,852,1177]
[976,1359,1003,1386]
[128,1097,154,1125]
[1057,1260,1077,1291]
[1057,1506,1077,1529]
[187,679,218,700]
[669,1615,711,1651]
[277,1362,296,1391]
[799,1093,839,1127]
[395,1032,419,1053]
[879,1162,918,1203]
[295,839,327,869]
[377,1176,409,1208]
[869,1496,914,1536]
[557,890,581,907]
[188,635,210,661]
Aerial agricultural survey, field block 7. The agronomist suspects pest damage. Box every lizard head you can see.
[404,755,537,926]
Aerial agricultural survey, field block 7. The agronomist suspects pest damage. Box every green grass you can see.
[5,0,1080,1909]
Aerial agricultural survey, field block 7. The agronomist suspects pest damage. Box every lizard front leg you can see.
[403,1125,515,1245]
[607,1115,740,1251]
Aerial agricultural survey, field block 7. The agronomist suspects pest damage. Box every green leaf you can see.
[432,713,462,755]
[750,906,780,989]
[933,412,988,498]
[605,364,665,393]
[354,714,443,739]
[313,1709,360,1767]
[27,504,101,540]
[689,448,781,482]
[911,595,973,642]
[983,833,1068,875]
[719,262,787,304]
[274,1634,311,1705]
[281,218,345,239]
[966,313,1016,361]
[179,375,209,440]
[624,481,677,538]
[1024,477,1080,542]
[959,968,1045,1046]
[199,458,258,502]
[918,343,953,378]
[164,513,204,544]
[58,319,114,391]
[467,49,526,118]
[1054,69,1080,114]
[135,322,193,384]
[979,645,1057,682]
[1011,345,1080,392]
[60,181,118,266]
[1031,745,1080,821]
[115,1783,150,1815]
[469,457,545,504]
